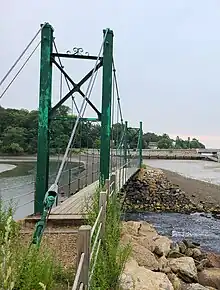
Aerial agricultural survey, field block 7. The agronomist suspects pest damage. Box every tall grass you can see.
[88,187,131,290]
[0,201,73,290]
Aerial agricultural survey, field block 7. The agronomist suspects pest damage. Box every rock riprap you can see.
[121,168,220,213]
[120,221,219,290]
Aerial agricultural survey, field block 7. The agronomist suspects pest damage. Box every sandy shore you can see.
[163,169,220,206]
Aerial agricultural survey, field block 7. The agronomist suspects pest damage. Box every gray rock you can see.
[193,248,202,259]
[169,257,198,283]
[171,242,180,252]
[185,248,194,257]
[168,250,185,259]
[197,259,209,272]
[179,241,187,254]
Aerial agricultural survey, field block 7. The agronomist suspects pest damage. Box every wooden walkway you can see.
[49,167,139,220]
[51,180,98,217]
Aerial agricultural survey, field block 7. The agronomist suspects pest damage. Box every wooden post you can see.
[111,172,116,193]
[105,178,110,197]
[99,191,107,238]
[76,225,91,289]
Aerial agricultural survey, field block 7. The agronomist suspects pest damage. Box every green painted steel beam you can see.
[35,23,53,214]
[139,121,143,168]
[51,58,101,118]
[51,61,103,115]
[80,117,99,122]
[100,29,113,185]
[51,52,103,61]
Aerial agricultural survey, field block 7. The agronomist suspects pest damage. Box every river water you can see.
[145,159,220,185]
[126,159,220,254]
[0,160,80,220]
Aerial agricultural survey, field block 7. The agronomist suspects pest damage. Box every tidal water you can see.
[145,159,220,185]
[0,160,79,220]
[125,212,220,254]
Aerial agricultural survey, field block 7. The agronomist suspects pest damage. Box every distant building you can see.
[148,142,158,149]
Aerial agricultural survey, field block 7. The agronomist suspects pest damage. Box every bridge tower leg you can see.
[100,29,114,185]
[139,121,143,168]
[35,23,53,214]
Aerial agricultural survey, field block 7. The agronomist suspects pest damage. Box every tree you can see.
[190,138,205,149]
[2,127,27,152]
[0,105,206,155]
[157,134,173,149]
[3,143,24,154]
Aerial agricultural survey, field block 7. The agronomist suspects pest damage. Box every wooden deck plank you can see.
[51,181,98,215]
[50,168,139,217]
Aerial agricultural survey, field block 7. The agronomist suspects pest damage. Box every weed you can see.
[87,187,131,289]
[0,201,73,289]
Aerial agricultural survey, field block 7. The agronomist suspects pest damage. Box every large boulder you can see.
[137,235,157,252]
[131,242,159,270]
[122,221,158,237]
[154,236,172,257]
[198,268,220,289]
[120,258,174,290]
[168,257,198,283]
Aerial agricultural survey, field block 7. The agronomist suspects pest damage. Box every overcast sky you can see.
[1,0,220,147]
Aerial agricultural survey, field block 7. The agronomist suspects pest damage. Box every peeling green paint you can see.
[35,23,53,214]
[100,29,113,185]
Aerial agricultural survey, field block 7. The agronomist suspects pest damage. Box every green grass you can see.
[87,187,131,290]
[0,202,73,290]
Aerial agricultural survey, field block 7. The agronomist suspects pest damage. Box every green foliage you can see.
[94,139,100,149]
[157,134,173,149]
[0,202,73,289]
[87,188,131,289]
[0,105,205,154]
[144,132,205,149]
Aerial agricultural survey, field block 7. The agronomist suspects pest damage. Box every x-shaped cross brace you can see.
[50,57,102,119]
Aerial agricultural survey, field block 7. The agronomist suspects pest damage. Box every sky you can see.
[1,0,220,148]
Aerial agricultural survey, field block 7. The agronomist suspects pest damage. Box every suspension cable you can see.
[0,24,45,87]
[113,60,123,124]
[53,41,80,114]
[54,29,108,185]
[111,67,116,171]
[0,41,41,99]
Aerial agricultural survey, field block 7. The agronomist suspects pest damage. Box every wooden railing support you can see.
[99,191,107,239]
[76,225,91,289]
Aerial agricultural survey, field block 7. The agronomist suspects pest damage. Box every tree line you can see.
[0,105,205,155]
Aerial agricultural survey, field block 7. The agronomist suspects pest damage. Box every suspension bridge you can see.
[0,22,143,288]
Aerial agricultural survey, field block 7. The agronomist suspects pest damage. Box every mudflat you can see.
[163,169,220,206]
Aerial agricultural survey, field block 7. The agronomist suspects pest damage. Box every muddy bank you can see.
[120,221,220,290]
[163,169,220,206]
[122,168,220,215]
